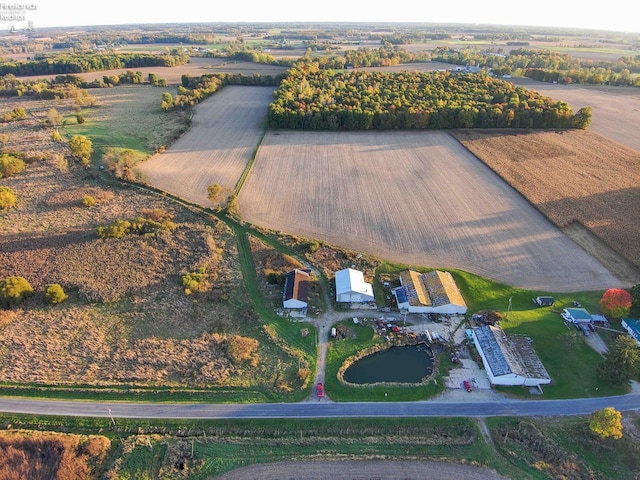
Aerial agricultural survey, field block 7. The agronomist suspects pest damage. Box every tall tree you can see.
[589,407,623,439]
[600,288,633,319]
[598,335,640,386]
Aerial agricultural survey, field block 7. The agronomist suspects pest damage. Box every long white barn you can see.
[471,325,551,388]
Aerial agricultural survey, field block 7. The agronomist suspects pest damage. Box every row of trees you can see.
[161,72,285,111]
[0,52,189,77]
[267,66,591,130]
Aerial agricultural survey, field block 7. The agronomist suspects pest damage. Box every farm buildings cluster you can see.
[280,263,639,391]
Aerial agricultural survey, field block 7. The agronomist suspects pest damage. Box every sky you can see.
[3,1,638,34]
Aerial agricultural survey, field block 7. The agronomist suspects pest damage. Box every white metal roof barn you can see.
[335,268,374,303]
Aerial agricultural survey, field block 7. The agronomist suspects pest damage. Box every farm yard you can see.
[135,85,277,206]
[238,129,623,292]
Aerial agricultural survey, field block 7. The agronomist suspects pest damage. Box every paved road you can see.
[1,392,639,420]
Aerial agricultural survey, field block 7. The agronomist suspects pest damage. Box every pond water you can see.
[342,345,433,384]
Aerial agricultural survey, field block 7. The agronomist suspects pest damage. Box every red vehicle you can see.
[316,382,325,398]
[463,380,473,392]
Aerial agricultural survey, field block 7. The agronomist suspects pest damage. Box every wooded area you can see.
[267,66,591,130]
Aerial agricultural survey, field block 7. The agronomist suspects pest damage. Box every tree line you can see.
[0,52,189,77]
[160,72,286,111]
[266,64,591,130]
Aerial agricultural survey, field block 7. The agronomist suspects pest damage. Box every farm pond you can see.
[343,345,433,384]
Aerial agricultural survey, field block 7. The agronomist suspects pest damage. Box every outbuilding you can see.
[533,296,554,307]
[334,268,374,304]
[471,325,551,388]
[392,270,467,315]
[561,307,593,323]
[283,269,311,310]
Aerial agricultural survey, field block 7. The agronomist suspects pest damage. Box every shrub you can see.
[82,195,96,207]
[227,335,260,365]
[0,276,34,308]
[0,186,17,209]
[44,283,68,305]
[182,267,208,295]
[0,154,26,178]
[96,219,131,239]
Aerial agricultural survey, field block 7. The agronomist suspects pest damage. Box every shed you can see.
[335,268,374,303]
[283,269,311,309]
[533,296,554,307]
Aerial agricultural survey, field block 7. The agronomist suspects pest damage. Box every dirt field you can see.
[135,85,277,205]
[213,460,508,480]
[238,130,623,292]
[452,129,640,280]
[509,78,640,152]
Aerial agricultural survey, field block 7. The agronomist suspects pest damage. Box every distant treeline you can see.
[266,64,591,130]
[0,72,167,98]
[432,47,640,86]
[0,52,190,77]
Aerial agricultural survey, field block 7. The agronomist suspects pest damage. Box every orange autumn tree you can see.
[599,288,633,319]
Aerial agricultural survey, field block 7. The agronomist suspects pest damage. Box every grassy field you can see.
[1,412,638,480]
[61,84,189,161]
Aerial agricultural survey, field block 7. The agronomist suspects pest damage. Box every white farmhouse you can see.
[392,270,467,315]
[335,268,374,304]
[471,325,551,388]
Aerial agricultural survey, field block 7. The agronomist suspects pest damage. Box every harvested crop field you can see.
[508,78,640,152]
[238,130,623,292]
[453,129,640,283]
[135,85,277,206]
[214,460,508,480]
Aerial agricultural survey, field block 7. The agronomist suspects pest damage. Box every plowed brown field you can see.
[238,130,623,292]
[453,129,640,282]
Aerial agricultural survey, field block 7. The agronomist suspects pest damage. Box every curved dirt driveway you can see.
[213,460,509,480]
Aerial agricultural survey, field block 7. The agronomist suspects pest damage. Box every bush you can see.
[0,186,17,209]
[82,195,96,207]
[0,276,34,308]
[0,153,26,178]
[182,267,208,295]
[44,283,68,305]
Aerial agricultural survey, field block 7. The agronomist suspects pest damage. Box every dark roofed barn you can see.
[283,269,311,309]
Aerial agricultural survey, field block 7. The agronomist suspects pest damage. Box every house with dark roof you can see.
[283,269,311,310]
[392,270,467,314]
[471,325,551,387]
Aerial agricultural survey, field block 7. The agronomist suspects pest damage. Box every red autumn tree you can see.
[599,288,633,318]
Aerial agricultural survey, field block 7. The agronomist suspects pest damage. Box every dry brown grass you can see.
[0,122,261,386]
[0,430,111,480]
[452,129,640,274]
